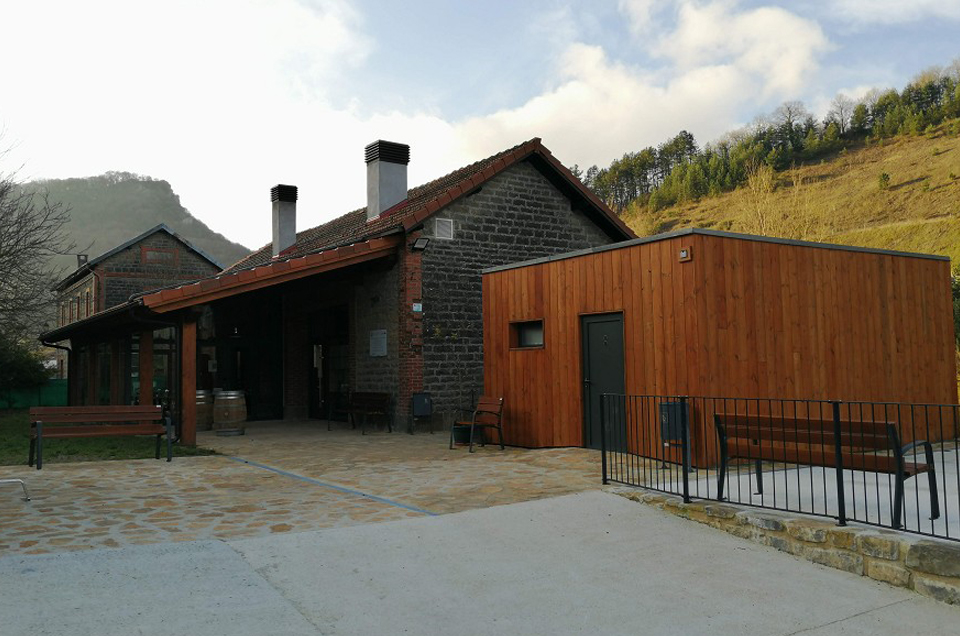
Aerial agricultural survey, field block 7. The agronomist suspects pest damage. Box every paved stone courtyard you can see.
[0,422,601,556]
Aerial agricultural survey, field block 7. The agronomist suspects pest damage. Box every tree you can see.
[0,329,49,405]
[773,101,811,151]
[744,162,777,235]
[826,94,855,136]
[0,170,73,341]
[849,103,870,135]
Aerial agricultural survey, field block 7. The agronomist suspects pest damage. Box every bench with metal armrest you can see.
[29,405,173,470]
[714,413,939,529]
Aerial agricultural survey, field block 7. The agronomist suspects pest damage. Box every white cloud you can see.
[0,0,836,248]
[0,0,376,247]
[656,2,830,98]
[617,0,665,34]
[453,1,830,168]
[454,43,747,168]
[830,0,960,25]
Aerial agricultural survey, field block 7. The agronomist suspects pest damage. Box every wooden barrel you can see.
[213,390,247,436]
[196,390,214,431]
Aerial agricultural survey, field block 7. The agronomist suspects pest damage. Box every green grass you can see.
[0,409,216,467]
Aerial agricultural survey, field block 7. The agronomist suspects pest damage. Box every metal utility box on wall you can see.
[481,229,957,451]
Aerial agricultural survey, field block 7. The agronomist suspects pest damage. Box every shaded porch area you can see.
[42,236,420,445]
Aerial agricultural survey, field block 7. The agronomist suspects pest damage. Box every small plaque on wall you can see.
[369,329,387,357]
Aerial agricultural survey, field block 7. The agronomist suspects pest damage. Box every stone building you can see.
[51,224,221,382]
[42,138,633,441]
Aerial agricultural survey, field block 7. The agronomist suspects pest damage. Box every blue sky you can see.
[1,0,958,248]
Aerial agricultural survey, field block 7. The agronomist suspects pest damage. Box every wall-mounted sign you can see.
[369,329,387,357]
[412,303,423,313]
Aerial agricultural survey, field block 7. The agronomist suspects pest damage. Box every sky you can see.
[2,0,959,250]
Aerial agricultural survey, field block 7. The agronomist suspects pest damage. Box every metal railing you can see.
[601,394,960,541]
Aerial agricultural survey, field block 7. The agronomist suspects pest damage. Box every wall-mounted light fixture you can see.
[411,237,430,251]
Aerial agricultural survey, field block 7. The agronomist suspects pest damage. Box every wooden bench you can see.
[29,405,173,470]
[345,392,393,435]
[714,413,940,529]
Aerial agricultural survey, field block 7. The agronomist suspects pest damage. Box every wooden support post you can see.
[110,339,121,404]
[181,317,197,446]
[139,330,154,406]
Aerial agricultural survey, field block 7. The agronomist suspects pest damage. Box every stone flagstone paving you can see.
[0,422,601,556]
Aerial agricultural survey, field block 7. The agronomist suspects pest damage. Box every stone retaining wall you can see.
[609,487,960,606]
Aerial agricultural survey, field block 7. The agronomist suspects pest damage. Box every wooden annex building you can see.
[482,229,957,450]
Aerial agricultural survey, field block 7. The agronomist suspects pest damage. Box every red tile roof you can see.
[224,137,633,273]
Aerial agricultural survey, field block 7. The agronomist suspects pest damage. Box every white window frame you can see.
[434,217,454,240]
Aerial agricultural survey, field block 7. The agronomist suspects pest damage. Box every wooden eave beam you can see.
[142,236,401,314]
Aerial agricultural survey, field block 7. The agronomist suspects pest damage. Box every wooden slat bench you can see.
[345,392,393,435]
[29,405,173,470]
[714,413,940,529]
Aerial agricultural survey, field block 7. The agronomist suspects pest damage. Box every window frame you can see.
[510,319,545,350]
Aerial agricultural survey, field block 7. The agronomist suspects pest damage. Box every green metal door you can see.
[581,313,625,450]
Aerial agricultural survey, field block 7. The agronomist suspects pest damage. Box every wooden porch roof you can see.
[142,235,402,313]
[40,235,402,343]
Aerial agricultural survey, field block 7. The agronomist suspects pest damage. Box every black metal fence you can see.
[600,395,960,541]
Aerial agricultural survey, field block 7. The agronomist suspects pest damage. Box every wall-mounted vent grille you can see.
[435,218,454,240]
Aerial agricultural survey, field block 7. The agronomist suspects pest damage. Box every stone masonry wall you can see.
[101,232,220,308]
[612,488,960,606]
[353,264,400,406]
[420,160,617,421]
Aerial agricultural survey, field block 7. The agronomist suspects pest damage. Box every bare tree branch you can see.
[0,172,74,340]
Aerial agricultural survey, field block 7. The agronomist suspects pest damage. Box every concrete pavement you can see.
[3,491,957,635]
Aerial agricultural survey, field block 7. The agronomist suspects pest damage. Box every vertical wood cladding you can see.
[483,232,957,448]
[420,160,616,419]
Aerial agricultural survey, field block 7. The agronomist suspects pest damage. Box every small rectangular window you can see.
[510,320,544,349]
[434,218,454,240]
[143,247,178,265]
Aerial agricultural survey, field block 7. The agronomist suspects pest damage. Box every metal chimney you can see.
[271,184,298,257]
[365,140,409,221]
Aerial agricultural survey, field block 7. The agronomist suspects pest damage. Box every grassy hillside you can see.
[28,173,250,275]
[623,120,960,262]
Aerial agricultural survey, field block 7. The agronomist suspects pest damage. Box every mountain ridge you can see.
[27,172,250,278]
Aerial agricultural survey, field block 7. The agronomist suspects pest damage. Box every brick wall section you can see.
[396,234,425,422]
[99,232,220,307]
[420,160,616,421]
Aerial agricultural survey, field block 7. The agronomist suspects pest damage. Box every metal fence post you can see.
[600,394,608,485]
[832,400,847,526]
[680,396,691,503]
